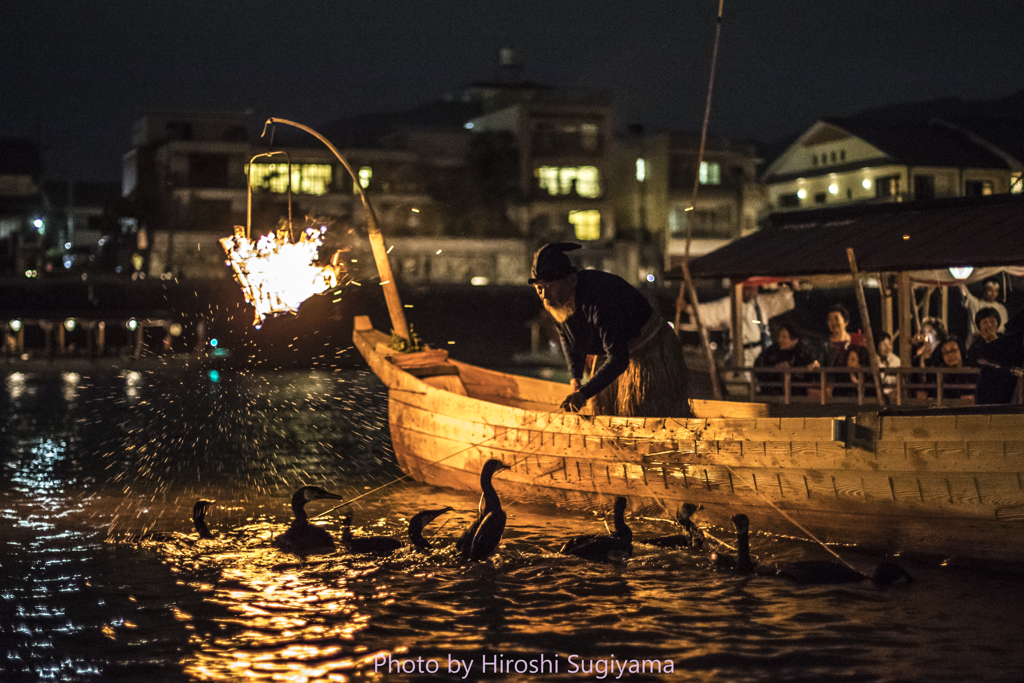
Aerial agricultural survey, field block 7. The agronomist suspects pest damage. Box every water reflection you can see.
[4,369,1024,683]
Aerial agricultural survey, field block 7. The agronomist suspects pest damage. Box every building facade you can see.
[615,130,766,272]
[763,118,1023,213]
[464,84,617,245]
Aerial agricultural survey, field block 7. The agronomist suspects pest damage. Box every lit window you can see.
[699,161,720,185]
[535,166,601,198]
[1012,173,1022,194]
[575,167,600,198]
[358,167,373,190]
[299,164,332,195]
[636,158,647,182]
[537,167,560,195]
[248,163,332,195]
[568,210,601,241]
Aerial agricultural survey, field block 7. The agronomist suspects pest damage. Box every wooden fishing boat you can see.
[354,314,1024,565]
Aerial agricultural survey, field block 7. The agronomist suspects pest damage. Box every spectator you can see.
[933,337,974,403]
[961,279,1007,338]
[823,304,855,367]
[686,282,796,368]
[910,318,948,400]
[876,332,901,402]
[966,307,1002,366]
[914,318,948,367]
[974,310,1024,404]
[836,343,870,398]
[754,322,820,396]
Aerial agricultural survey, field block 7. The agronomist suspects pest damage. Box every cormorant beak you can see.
[425,506,454,524]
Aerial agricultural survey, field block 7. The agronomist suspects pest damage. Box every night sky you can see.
[3,0,1022,182]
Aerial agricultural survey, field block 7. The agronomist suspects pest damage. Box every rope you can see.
[312,404,565,519]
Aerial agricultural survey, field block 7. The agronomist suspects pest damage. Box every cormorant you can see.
[456,459,511,562]
[341,506,453,555]
[720,514,915,586]
[193,499,216,539]
[341,514,402,554]
[774,559,913,586]
[272,485,344,555]
[640,503,703,549]
[559,496,633,562]
[711,513,756,572]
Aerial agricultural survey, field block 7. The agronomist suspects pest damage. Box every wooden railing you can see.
[727,365,980,406]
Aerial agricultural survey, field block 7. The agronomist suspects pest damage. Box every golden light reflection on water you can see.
[152,523,377,682]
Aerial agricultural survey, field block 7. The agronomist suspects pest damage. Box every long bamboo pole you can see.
[681,261,722,399]
[675,0,725,400]
[263,118,410,342]
[847,248,885,404]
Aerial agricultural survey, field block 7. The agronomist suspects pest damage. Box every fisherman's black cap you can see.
[528,243,581,283]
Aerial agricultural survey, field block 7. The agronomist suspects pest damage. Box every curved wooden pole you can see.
[263,118,410,341]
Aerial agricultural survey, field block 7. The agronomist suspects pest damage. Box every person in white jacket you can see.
[961,279,1007,338]
[686,283,796,367]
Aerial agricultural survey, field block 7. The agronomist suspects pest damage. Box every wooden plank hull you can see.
[354,316,1024,564]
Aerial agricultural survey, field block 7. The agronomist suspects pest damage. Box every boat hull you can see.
[355,316,1024,564]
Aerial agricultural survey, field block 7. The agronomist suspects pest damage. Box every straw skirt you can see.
[590,312,692,418]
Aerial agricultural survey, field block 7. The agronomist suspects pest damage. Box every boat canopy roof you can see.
[673,193,1024,282]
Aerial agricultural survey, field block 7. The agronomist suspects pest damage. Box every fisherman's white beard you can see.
[543,298,575,323]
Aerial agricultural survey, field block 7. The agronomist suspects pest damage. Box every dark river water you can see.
[3,365,1024,683]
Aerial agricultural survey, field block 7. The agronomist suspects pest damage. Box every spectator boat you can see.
[354,314,1024,565]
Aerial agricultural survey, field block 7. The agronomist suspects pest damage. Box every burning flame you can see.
[220,225,346,328]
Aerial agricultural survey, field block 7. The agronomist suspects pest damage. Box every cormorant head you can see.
[192,499,216,539]
[290,485,344,519]
[408,506,454,548]
[193,499,215,521]
[613,496,627,513]
[871,561,913,587]
[293,485,344,506]
[731,513,750,534]
[480,459,511,484]
[677,502,701,526]
[410,506,454,529]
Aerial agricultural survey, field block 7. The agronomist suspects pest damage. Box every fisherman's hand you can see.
[570,378,582,393]
[560,391,587,413]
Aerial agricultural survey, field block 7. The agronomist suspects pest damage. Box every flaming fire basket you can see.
[220,222,346,328]
[222,119,410,338]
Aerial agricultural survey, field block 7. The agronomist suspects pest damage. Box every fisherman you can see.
[529,242,691,418]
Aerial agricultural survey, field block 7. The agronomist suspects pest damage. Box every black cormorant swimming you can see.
[341,506,454,555]
[711,513,756,573]
[641,503,703,549]
[724,515,915,586]
[341,514,402,554]
[456,459,511,562]
[560,496,633,562]
[774,559,913,586]
[193,499,216,540]
[272,485,344,555]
